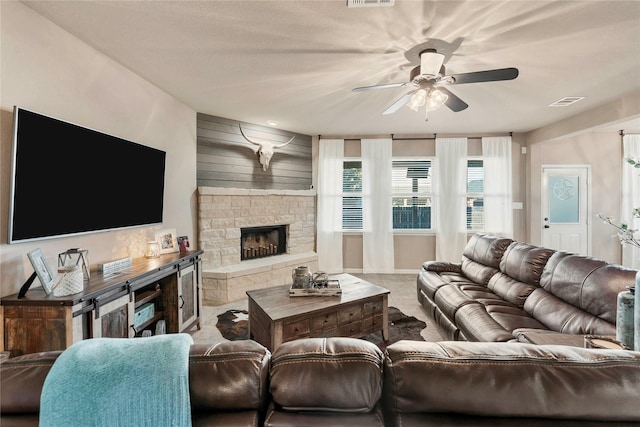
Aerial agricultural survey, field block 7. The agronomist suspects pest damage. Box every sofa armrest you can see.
[421,261,462,274]
[0,351,62,415]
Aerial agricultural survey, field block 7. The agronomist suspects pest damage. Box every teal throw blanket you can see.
[40,333,193,427]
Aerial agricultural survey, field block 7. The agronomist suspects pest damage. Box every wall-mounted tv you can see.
[9,107,166,244]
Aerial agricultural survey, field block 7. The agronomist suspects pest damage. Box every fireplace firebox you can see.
[241,225,287,261]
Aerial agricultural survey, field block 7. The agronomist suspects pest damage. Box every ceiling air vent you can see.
[347,0,395,7]
[548,96,585,107]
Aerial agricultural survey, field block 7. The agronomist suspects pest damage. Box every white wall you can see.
[527,131,623,263]
[524,90,640,264]
[0,2,197,297]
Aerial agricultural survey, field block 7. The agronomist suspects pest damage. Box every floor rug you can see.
[215,307,427,348]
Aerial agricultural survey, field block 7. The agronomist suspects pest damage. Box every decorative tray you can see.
[289,279,342,297]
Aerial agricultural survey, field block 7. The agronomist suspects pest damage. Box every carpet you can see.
[215,307,427,348]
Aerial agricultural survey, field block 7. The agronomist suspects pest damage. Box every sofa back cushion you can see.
[189,340,270,412]
[269,337,384,413]
[460,233,514,286]
[499,242,555,286]
[487,273,538,308]
[523,288,615,335]
[484,242,555,307]
[538,251,636,325]
[383,340,640,422]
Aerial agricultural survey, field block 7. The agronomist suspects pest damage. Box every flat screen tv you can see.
[9,107,166,243]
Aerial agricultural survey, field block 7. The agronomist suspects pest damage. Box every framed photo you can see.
[155,228,179,254]
[27,248,56,294]
[177,236,191,253]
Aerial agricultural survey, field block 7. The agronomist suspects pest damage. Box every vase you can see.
[635,271,640,351]
[617,287,634,349]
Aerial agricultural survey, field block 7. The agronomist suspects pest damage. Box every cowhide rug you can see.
[215,306,427,348]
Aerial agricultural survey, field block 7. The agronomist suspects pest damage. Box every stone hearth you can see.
[198,187,318,305]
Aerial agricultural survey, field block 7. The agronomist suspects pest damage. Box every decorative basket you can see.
[53,265,84,297]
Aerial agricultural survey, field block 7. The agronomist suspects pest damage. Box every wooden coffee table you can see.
[246,273,390,351]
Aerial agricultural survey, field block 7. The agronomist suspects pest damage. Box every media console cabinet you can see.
[0,250,203,356]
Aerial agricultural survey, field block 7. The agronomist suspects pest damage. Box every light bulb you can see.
[408,89,427,111]
[425,89,448,111]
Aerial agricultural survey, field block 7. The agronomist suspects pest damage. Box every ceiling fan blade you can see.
[449,67,519,85]
[383,90,416,115]
[437,87,468,112]
[352,82,408,92]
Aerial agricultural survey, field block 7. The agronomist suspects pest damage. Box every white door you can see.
[541,166,590,255]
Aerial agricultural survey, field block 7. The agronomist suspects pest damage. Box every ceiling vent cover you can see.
[548,96,585,107]
[347,0,395,7]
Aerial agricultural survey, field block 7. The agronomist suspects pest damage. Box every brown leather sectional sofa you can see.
[2,337,640,426]
[418,233,637,345]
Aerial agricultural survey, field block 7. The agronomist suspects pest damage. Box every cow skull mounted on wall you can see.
[239,124,295,171]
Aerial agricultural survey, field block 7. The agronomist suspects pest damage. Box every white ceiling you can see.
[21,0,640,137]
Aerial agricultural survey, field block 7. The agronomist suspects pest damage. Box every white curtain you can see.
[317,139,344,273]
[622,134,640,268]
[482,136,514,238]
[434,137,468,262]
[362,138,394,273]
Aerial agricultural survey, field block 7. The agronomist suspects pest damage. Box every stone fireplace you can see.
[198,187,318,305]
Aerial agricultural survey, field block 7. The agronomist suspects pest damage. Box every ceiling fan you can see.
[352,48,519,121]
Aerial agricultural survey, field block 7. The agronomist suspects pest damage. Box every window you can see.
[340,157,482,232]
[467,159,484,230]
[342,160,362,230]
[392,160,432,230]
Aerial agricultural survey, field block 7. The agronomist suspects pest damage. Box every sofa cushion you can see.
[523,288,616,336]
[539,252,636,325]
[189,340,270,413]
[460,257,500,287]
[383,341,640,423]
[512,328,589,347]
[583,264,637,323]
[462,233,514,268]
[484,303,547,332]
[433,285,481,320]
[269,337,384,413]
[499,242,555,286]
[264,401,385,427]
[461,289,505,304]
[454,304,514,342]
[459,234,514,286]
[417,270,467,301]
[480,241,553,310]
[487,272,538,308]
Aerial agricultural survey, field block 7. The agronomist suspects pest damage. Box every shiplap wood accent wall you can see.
[197,113,312,190]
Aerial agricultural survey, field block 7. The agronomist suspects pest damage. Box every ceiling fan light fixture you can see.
[425,89,448,111]
[407,89,427,111]
[419,50,445,77]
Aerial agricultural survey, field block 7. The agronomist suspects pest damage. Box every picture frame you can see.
[155,228,179,254]
[27,248,56,294]
[177,235,191,253]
